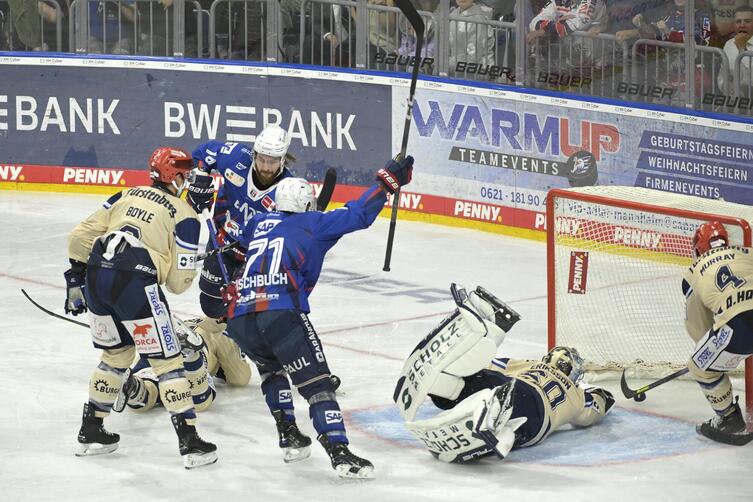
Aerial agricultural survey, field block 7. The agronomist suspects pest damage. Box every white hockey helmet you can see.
[275,177,317,213]
[253,125,290,174]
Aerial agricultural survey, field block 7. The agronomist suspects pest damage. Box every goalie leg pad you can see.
[405,384,527,463]
[394,304,498,421]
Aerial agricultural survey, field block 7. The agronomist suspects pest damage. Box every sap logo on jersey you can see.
[279,390,293,403]
[325,411,343,424]
[63,168,124,185]
[0,165,23,181]
[254,219,280,237]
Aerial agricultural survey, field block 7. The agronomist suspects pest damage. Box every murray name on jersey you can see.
[684,246,753,331]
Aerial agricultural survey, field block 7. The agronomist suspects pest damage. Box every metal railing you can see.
[0,0,63,51]
[69,0,203,56]
[4,0,753,118]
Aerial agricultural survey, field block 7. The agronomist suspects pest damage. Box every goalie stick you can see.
[620,367,689,402]
[383,0,424,272]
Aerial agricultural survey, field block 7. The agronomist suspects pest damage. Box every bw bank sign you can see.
[0,95,358,152]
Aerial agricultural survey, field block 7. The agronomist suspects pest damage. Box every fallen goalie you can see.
[394,284,615,463]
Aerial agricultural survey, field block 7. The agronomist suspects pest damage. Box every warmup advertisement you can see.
[2,54,753,236]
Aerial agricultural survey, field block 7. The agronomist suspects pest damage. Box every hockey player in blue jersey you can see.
[224,154,414,478]
[187,125,295,319]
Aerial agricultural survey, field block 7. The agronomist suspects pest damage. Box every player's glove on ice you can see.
[376,155,414,193]
[186,172,215,214]
[64,260,87,316]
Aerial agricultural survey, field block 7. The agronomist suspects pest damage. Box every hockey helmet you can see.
[253,125,290,175]
[274,177,316,213]
[149,147,195,194]
[542,346,584,384]
[692,221,729,257]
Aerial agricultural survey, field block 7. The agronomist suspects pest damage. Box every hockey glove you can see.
[221,281,240,307]
[186,172,215,214]
[376,155,414,194]
[586,387,616,414]
[64,260,87,316]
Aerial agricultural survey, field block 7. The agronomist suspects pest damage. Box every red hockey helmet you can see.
[149,147,195,186]
[692,221,729,257]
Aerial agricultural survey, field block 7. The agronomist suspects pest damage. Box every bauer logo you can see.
[568,251,589,294]
[325,411,343,424]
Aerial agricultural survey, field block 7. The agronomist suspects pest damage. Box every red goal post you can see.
[546,186,752,415]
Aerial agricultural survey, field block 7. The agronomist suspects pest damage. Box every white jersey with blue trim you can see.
[490,358,609,446]
[68,185,201,294]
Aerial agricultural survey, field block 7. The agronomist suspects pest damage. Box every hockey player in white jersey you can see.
[66,147,218,468]
[683,221,753,445]
[394,284,614,463]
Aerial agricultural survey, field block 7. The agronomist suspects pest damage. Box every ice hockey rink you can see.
[2,190,752,502]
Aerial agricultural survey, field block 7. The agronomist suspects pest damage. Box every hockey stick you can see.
[317,168,337,211]
[196,241,239,262]
[202,209,231,285]
[383,0,424,272]
[620,367,689,402]
[21,288,90,328]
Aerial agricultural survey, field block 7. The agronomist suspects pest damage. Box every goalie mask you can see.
[542,346,584,385]
[274,178,316,213]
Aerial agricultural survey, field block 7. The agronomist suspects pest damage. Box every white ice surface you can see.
[1,191,751,502]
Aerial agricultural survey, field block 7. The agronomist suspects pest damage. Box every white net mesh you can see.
[549,187,753,377]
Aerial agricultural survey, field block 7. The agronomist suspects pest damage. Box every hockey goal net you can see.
[547,186,752,411]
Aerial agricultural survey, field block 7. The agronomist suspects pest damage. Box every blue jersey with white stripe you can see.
[229,184,387,316]
[192,140,292,241]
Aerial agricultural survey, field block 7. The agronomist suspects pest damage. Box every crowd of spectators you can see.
[2,1,753,113]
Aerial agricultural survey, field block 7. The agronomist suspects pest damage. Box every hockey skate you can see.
[171,415,218,469]
[75,403,120,456]
[272,410,312,463]
[318,435,374,479]
[697,400,753,446]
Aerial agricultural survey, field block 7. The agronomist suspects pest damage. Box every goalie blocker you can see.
[395,284,614,464]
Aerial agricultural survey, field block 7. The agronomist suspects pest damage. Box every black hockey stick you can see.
[620,367,689,402]
[383,0,424,272]
[21,288,90,328]
[317,168,337,211]
[196,241,240,262]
